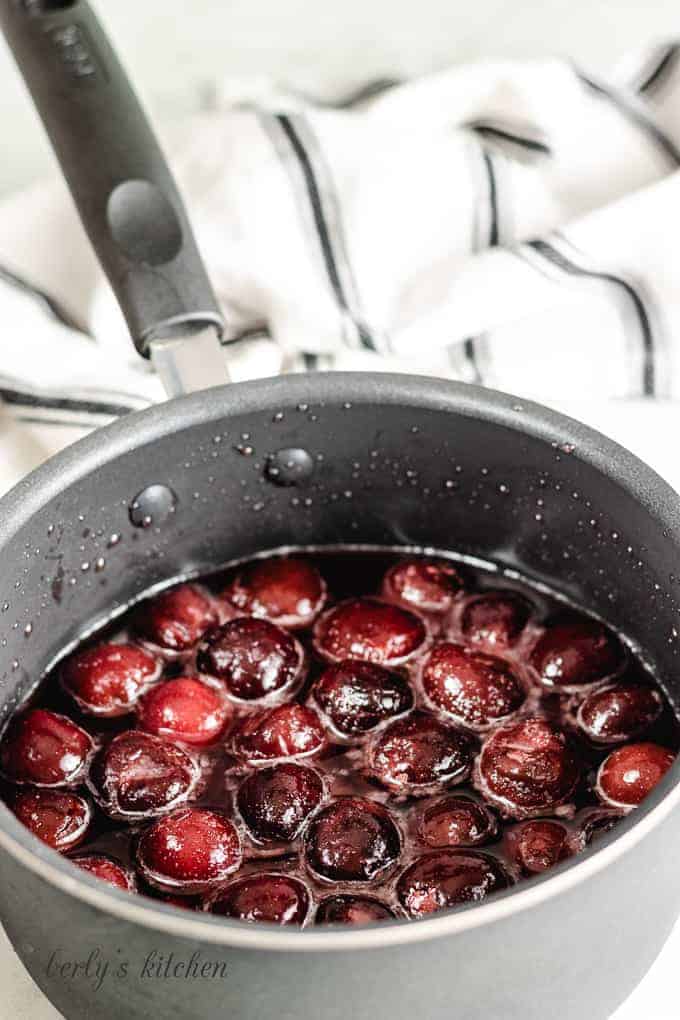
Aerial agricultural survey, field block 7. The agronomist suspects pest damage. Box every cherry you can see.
[530,617,625,691]
[135,584,218,651]
[397,851,512,918]
[381,558,465,613]
[368,711,473,795]
[0,709,93,787]
[137,677,230,747]
[505,820,572,875]
[136,807,242,893]
[578,807,621,846]
[70,854,136,892]
[596,742,674,811]
[312,660,414,738]
[223,557,326,629]
[421,643,525,731]
[314,598,427,666]
[475,717,580,819]
[577,683,662,745]
[197,618,304,701]
[304,797,401,882]
[233,704,325,763]
[419,795,497,848]
[8,788,91,852]
[315,895,395,925]
[209,874,310,925]
[460,592,532,649]
[61,643,161,717]
[88,730,199,820]
[237,763,324,843]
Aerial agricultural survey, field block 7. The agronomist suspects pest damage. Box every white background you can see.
[1,2,680,1017]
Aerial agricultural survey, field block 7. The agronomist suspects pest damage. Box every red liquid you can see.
[1,550,676,926]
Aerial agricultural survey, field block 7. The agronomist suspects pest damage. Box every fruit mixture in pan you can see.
[1,551,677,927]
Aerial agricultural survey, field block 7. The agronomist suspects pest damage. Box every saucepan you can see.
[0,2,679,1019]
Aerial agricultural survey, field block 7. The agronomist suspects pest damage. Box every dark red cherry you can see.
[475,717,580,819]
[419,795,497,848]
[368,711,473,795]
[237,763,324,843]
[596,742,674,810]
[136,807,242,893]
[8,787,91,852]
[209,874,309,925]
[397,851,512,918]
[223,557,326,629]
[578,807,621,846]
[312,660,414,738]
[137,677,230,747]
[304,797,401,882]
[135,584,218,651]
[197,618,304,701]
[314,598,427,666]
[577,683,662,745]
[71,854,136,892]
[0,709,93,787]
[381,558,465,613]
[233,704,326,763]
[88,730,199,820]
[530,617,625,691]
[505,820,572,875]
[315,895,395,925]
[61,643,161,717]
[421,643,525,730]
[460,592,532,649]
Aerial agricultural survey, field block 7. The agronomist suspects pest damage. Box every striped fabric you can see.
[1,42,680,490]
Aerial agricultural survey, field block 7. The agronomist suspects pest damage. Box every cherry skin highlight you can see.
[8,787,91,852]
[71,854,136,892]
[381,558,466,614]
[237,763,324,843]
[475,717,580,819]
[223,557,326,629]
[368,711,473,795]
[137,676,230,747]
[460,592,532,649]
[61,642,161,717]
[0,709,93,787]
[314,598,427,666]
[315,895,395,925]
[233,704,326,763]
[88,730,199,820]
[596,742,674,811]
[419,795,497,848]
[505,820,572,875]
[312,660,414,738]
[136,807,242,894]
[304,797,401,882]
[135,584,218,652]
[577,683,662,745]
[530,617,625,691]
[397,850,512,918]
[197,617,304,701]
[209,874,310,925]
[421,643,526,731]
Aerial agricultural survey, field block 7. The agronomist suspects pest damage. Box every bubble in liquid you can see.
[129,484,177,529]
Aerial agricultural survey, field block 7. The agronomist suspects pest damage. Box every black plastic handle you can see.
[0,0,225,355]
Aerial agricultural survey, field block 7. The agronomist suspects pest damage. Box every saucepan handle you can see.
[0,0,226,366]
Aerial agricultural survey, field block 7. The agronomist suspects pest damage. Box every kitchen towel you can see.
[1,41,680,492]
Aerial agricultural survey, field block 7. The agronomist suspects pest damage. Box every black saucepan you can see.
[0,3,679,1020]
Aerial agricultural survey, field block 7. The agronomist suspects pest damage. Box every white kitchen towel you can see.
[1,41,680,491]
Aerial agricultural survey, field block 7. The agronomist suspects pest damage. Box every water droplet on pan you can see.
[129,484,177,528]
[265,448,315,487]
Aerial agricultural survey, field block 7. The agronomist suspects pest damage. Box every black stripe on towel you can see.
[524,239,656,396]
[0,385,141,418]
[470,122,551,156]
[636,43,680,94]
[273,113,376,351]
[0,262,84,332]
[574,67,680,167]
